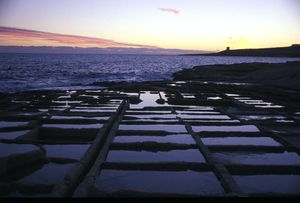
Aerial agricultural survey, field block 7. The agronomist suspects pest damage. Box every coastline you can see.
[173,61,300,90]
[182,44,300,58]
[1,61,300,197]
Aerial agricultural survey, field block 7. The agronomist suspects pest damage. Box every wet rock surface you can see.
[0,79,300,197]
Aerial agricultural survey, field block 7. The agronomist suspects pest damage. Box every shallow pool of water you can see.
[96,170,224,195]
[0,143,41,158]
[126,110,172,114]
[42,123,103,129]
[125,114,177,119]
[43,144,90,160]
[178,115,231,119]
[122,119,178,123]
[50,115,110,120]
[233,174,300,194]
[175,111,220,115]
[214,151,300,165]
[70,109,115,113]
[106,149,205,163]
[114,134,195,144]
[119,124,187,133]
[130,91,168,109]
[192,125,260,133]
[202,137,281,146]
[17,163,75,185]
[184,119,240,123]
[238,115,287,121]
[0,121,28,128]
[0,130,30,140]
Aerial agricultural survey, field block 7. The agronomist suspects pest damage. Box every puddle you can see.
[120,92,139,96]
[175,81,187,84]
[202,137,281,146]
[255,105,284,109]
[43,144,90,160]
[0,143,41,157]
[181,93,196,99]
[57,95,71,99]
[225,94,240,97]
[238,99,265,104]
[52,100,82,104]
[275,120,294,123]
[96,170,224,195]
[119,124,187,133]
[176,111,220,115]
[50,115,110,120]
[238,115,287,121]
[233,97,252,100]
[207,97,222,100]
[233,174,300,194]
[192,125,260,133]
[0,121,28,128]
[214,151,300,165]
[234,98,284,108]
[106,149,205,163]
[213,82,252,86]
[70,109,115,113]
[184,119,240,123]
[74,106,118,110]
[130,91,168,109]
[114,134,195,144]
[265,126,300,134]
[0,130,30,140]
[123,119,178,123]
[178,115,231,120]
[2,112,43,117]
[126,110,172,114]
[173,106,215,111]
[38,109,49,112]
[48,108,67,111]
[42,123,103,129]
[109,99,123,103]
[78,94,99,99]
[12,100,30,104]
[85,90,102,93]
[125,114,176,119]
[16,163,75,185]
[167,83,179,87]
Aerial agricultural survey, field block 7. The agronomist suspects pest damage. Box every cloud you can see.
[158,8,180,15]
[0,26,159,49]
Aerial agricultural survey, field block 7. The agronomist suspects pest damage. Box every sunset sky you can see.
[0,0,299,51]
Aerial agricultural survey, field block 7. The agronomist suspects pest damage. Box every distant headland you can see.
[183,44,300,58]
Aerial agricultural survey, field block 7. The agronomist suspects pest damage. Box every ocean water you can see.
[0,53,300,92]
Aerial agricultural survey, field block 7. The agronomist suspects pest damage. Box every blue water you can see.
[1,53,300,92]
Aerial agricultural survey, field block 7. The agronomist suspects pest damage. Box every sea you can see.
[1,53,300,93]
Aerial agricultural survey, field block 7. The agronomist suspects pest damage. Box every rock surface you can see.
[173,61,300,89]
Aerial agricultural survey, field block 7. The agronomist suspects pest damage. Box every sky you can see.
[0,0,300,51]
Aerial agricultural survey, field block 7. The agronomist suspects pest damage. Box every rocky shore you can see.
[183,44,300,58]
[1,62,300,197]
[173,61,300,89]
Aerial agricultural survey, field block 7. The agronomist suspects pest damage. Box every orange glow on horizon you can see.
[0,27,160,49]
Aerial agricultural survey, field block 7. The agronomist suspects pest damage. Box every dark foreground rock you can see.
[173,61,300,89]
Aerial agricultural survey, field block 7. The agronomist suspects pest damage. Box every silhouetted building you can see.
[226,47,230,51]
